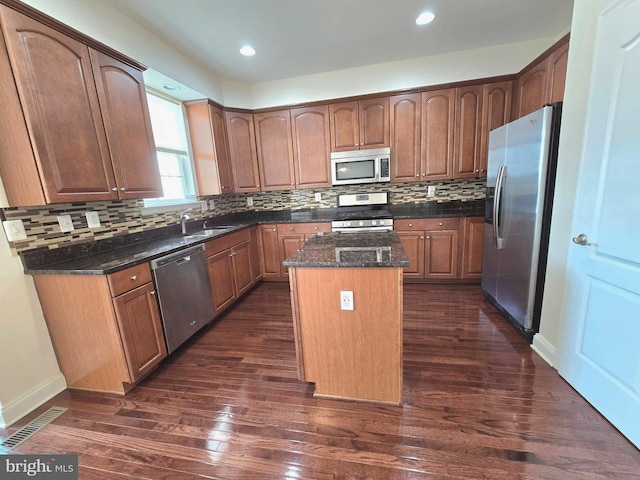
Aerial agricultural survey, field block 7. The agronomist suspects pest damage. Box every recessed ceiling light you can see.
[416,12,435,25]
[240,45,256,56]
[162,84,180,91]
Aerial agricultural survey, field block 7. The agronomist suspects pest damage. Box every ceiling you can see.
[104,0,574,85]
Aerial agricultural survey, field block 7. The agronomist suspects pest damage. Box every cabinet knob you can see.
[272,228,276,232]
[416,174,419,177]
[150,290,155,295]
[189,321,196,326]
[408,223,413,227]
[111,187,118,192]
[420,236,424,240]
[439,222,443,226]
[426,236,431,239]
[422,173,426,176]
[314,227,318,230]
[131,275,137,281]
[475,169,479,173]
[289,227,293,231]
[121,187,127,191]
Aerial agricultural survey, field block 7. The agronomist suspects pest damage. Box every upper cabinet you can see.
[452,84,484,179]
[224,111,261,192]
[0,5,161,206]
[185,99,233,195]
[512,36,569,119]
[290,105,332,189]
[389,93,421,183]
[329,98,389,152]
[254,110,295,191]
[479,81,512,175]
[421,89,455,180]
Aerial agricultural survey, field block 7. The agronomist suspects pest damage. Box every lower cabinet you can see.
[205,229,256,315]
[395,216,483,281]
[33,262,167,394]
[259,222,331,280]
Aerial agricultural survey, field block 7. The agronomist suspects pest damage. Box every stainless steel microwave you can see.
[330,147,391,186]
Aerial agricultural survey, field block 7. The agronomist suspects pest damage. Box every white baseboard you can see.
[0,374,67,428]
[531,334,557,368]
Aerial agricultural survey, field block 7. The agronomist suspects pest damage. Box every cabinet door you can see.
[0,6,117,203]
[224,111,261,192]
[424,230,459,279]
[112,283,167,382]
[421,89,454,180]
[207,249,236,312]
[258,225,281,278]
[280,234,305,277]
[291,105,331,188]
[396,231,424,278]
[390,94,421,183]
[480,81,512,176]
[185,101,233,196]
[329,101,359,152]
[248,226,263,283]
[254,110,295,190]
[453,85,483,179]
[513,60,549,119]
[461,217,485,279]
[359,97,389,149]
[231,241,253,296]
[90,50,162,200]
[546,39,569,104]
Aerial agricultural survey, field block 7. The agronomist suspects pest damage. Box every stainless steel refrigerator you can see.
[481,103,562,342]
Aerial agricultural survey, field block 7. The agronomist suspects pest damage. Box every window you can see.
[143,89,198,212]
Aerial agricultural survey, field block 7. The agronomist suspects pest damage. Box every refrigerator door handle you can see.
[494,165,507,249]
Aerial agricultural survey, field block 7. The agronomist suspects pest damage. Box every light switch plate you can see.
[57,214,74,233]
[85,211,101,228]
[247,197,254,206]
[314,192,322,202]
[427,186,436,197]
[2,219,27,241]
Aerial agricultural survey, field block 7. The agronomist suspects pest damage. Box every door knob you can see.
[572,233,596,246]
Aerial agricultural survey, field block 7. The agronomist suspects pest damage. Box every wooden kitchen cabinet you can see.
[185,99,234,195]
[395,218,460,280]
[421,89,455,180]
[546,39,569,104]
[329,97,389,151]
[460,216,485,279]
[248,226,263,283]
[33,263,166,394]
[479,81,512,175]
[254,109,296,191]
[205,229,255,314]
[453,85,484,179]
[224,111,261,192]
[390,93,422,183]
[290,105,332,188]
[258,224,281,278]
[277,223,331,277]
[0,5,161,206]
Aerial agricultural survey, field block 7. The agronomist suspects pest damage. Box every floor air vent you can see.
[0,406,67,452]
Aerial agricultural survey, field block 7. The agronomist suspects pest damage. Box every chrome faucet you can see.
[180,208,193,235]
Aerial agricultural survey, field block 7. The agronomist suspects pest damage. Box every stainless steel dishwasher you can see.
[150,244,215,353]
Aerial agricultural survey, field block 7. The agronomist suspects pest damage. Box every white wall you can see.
[534,0,613,366]
[0,221,66,427]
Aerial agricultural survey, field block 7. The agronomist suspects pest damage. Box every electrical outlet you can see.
[314,192,322,202]
[247,196,254,206]
[2,219,27,241]
[209,199,215,210]
[427,186,436,197]
[340,290,354,311]
[200,200,208,211]
[57,215,74,233]
[85,211,101,228]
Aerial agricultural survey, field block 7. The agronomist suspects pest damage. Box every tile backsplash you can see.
[1,178,485,254]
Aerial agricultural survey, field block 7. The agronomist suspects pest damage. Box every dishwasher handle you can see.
[150,244,205,270]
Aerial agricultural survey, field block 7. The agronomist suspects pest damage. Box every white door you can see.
[558,0,640,448]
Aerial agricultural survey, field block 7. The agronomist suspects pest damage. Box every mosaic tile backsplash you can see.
[1,179,485,254]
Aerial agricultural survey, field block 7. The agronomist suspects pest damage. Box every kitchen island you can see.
[283,232,409,405]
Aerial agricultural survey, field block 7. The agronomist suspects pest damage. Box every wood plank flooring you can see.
[3,283,639,479]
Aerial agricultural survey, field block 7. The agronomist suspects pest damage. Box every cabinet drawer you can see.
[108,263,152,297]
[277,222,331,235]
[395,218,460,231]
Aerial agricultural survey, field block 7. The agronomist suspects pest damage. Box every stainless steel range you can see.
[331,192,393,232]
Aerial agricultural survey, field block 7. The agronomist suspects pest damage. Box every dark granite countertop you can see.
[22,200,482,275]
[282,232,409,268]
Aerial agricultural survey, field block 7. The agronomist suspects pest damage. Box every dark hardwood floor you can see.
[3,283,639,479]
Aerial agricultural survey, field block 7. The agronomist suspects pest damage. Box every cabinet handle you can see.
[131,275,137,281]
[121,187,127,191]
[408,223,413,227]
[150,290,155,295]
[426,236,431,239]
[420,236,424,240]
[422,173,426,176]
[415,174,419,177]
[189,321,196,326]
[475,169,480,173]
[314,227,318,230]
[111,187,118,192]
[439,222,443,226]
[289,227,293,231]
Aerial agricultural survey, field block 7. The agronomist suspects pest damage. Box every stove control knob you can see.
[344,221,350,227]
[372,220,377,226]
[359,221,364,226]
